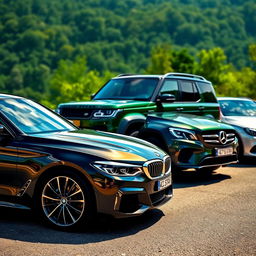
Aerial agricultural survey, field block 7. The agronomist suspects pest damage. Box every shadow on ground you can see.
[0,207,164,244]
[173,156,256,189]
[231,157,256,168]
[173,170,231,189]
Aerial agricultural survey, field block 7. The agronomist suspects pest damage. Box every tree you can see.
[146,44,173,74]
[47,56,113,107]
[195,48,231,86]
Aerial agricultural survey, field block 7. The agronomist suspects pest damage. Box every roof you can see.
[0,93,21,99]
[115,72,210,82]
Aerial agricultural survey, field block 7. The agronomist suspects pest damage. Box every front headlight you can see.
[169,128,197,140]
[244,128,256,137]
[92,109,119,118]
[92,161,143,176]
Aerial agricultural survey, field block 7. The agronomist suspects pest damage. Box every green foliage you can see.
[0,0,256,105]
[146,45,173,74]
[195,48,231,85]
[46,57,114,107]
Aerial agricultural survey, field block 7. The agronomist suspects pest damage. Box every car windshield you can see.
[219,99,256,117]
[94,78,159,100]
[0,98,76,134]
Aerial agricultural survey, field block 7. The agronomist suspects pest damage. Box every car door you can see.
[158,79,202,115]
[0,124,18,196]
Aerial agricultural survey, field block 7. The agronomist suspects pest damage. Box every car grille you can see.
[148,161,163,177]
[201,130,236,146]
[143,156,171,179]
[164,157,171,173]
[59,107,94,119]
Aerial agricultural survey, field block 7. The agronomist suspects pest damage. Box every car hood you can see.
[58,100,154,110]
[27,129,165,162]
[221,116,256,129]
[148,113,233,131]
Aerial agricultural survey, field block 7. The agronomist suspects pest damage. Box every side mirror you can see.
[90,93,95,100]
[156,94,176,103]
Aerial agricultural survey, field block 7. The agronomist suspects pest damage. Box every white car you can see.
[218,97,256,158]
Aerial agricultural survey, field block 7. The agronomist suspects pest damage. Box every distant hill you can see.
[0,0,255,101]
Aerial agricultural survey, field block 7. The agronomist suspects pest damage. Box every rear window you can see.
[197,82,217,103]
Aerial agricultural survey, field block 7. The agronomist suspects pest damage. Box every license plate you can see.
[216,147,233,156]
[157,176,172,191]
[72,120,81,127]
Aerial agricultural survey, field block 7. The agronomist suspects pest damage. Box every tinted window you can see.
[94,78,159,100]
[0,98,75,134]
[197,82,217,103]
[180,81,200,102]
[160,80,179,100]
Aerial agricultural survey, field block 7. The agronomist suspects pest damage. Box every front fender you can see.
[117,113,146,134]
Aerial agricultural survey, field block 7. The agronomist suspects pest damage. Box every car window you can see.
[160,80,179,100]
[198,82,217,103]
[179,81,200,102]
[0,98,76,134]
[94,78,159,100]
[219,100,256,116]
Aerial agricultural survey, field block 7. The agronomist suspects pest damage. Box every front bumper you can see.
[168,139,238,170]
[92,172,173,218]
[236,128,256,157]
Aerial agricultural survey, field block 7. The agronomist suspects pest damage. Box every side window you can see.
[180,81,200,102]
[197,82,217,103]
[160,80,179,100]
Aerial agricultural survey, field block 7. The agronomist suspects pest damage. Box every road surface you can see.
[0,161,255,256]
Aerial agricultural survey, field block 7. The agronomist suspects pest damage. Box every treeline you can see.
[0,0,255,106]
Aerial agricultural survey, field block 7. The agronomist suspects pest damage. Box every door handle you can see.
[176,107,184,111]
[198,106,205,110]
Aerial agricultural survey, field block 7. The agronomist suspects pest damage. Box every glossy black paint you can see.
[0,95,172,220]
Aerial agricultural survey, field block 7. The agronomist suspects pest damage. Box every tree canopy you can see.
[0,0,256,106]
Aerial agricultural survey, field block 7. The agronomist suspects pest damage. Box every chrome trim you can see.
[17,179,32,197]
[202,131,236,145]
[164,155,172,175]
[164,72,206,81]
[143,156,171,180]
[196,160,238,169]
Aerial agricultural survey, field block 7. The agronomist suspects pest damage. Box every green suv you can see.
[58,73,238,172]
[58,73,220,135]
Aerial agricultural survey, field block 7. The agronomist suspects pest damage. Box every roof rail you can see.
[116,73,136,77]
[163,72,206,81]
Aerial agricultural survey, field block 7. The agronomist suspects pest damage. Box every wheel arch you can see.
[117,113,146,134]
[138,128,169,153]
[31,164,96,207]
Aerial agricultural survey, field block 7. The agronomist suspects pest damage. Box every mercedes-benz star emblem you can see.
[219,131,227,144]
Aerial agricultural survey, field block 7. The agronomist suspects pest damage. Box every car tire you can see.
[34,169,95,231]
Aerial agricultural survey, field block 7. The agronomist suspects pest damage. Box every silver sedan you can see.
[218,97,256,158]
